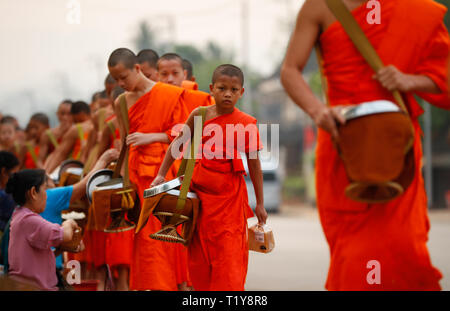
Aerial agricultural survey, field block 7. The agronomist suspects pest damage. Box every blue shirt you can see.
[0,189,17,232]
[40,186,74,269]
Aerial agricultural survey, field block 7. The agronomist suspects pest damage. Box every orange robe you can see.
[188,107,261,290]
[181,80,199,91]
[317,0,449,290]
[128,82,190,291]
[182,88,215,115]
[23,145,39,169]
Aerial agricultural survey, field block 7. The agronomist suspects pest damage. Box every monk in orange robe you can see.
[152,64,268,290]
[44,101,93,174]
[38,100,73,165]
[181,58,199,91]
[137,49,160,82]
[281,0,450,290]
[157,53,215,290]
[108,47,214,291]
[20,113,50,169]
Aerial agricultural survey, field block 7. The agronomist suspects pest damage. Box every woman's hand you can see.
[255,203,268,225]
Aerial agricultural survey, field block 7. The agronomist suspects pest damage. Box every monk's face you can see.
[0,123,16,147]
[105,82,117,98]
[209,75,244,110]
[72,112,89,124]
[108,63,141,92]
[97,98,112,109]
[158,59,187,87]
[57,103,73,126]
[140,62,159,82]
[26,119,48,141]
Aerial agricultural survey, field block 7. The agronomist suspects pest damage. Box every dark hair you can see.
[212,64,244,86]
[157,53,183,70]
[5,169,47,205]
[111,86,125,101]
[0,115,17,125]
[71,101,91,115]
[104,73,117,85]
[182,59,193,80]
[30,113,49,127]
[60,99,73,106]
[0,151,19,172]
[137,49,159,68]
[108,48,138,70]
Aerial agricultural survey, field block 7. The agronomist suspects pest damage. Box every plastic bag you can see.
[248,223,275,253]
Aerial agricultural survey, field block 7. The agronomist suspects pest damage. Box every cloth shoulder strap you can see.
[46,129,59,149]
[170,106,207,225]
[112,94,131,187]
[25,142,38,166]
[323,0,408,114]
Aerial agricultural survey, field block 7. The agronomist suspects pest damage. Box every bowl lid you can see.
[342,100,401,121]
[143,176,184,198]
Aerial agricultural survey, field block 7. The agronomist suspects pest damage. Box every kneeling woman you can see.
[6,169,81,290]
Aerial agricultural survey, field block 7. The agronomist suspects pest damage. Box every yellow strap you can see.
[170,106,207,225]
[118,94,131,188]
[107,120,116,136]
[324,0,408,114]
[46,129,59,149]
[25,142,38,166]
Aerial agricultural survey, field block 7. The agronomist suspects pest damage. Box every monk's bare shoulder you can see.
[300,0,326,24]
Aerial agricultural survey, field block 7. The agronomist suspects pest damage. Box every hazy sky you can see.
[0,0,304,126]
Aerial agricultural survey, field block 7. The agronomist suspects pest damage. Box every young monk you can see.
[280,0,450,290]
[152,64,268,291]
[104,73,118,98]
[108,47,215,291]
[181,59,199,91]
[137,49,160,82]
[158,53,212,114]
[0,117,18,155]
[20,113,50,169]
[44,101,93,174]
[157,52,213,290]
[38,100,73,165]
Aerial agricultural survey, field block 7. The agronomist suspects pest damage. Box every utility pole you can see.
[424,103,433,209]
[241,0,253,115]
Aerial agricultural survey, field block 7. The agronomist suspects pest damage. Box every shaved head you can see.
[137,49,159,68]
[108,48,138,69]
[105,73,116,85]
[157,53,183,70]
[212,64,244,86]
[182,59,194,80]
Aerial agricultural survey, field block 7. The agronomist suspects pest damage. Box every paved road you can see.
[245,204,450,291]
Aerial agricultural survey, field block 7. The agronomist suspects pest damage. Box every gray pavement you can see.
[245,204,450,291]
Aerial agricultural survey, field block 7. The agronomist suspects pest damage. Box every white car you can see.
[242,156,281,213]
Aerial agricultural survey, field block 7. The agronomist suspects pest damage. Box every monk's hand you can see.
[311,105,346,143]
[126,132,154,147]
[151,175,166,187]
[255,203,268,225]
[373,65,415,92]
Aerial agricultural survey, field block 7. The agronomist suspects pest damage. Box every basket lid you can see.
[143,176,184,198]
[86,169,114,203]
[342,100,401,121]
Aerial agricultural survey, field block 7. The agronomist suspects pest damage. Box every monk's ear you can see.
[209,84,214,93]
[183,69,187,80]
[134,63,141,73]
[240,87,245,97]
